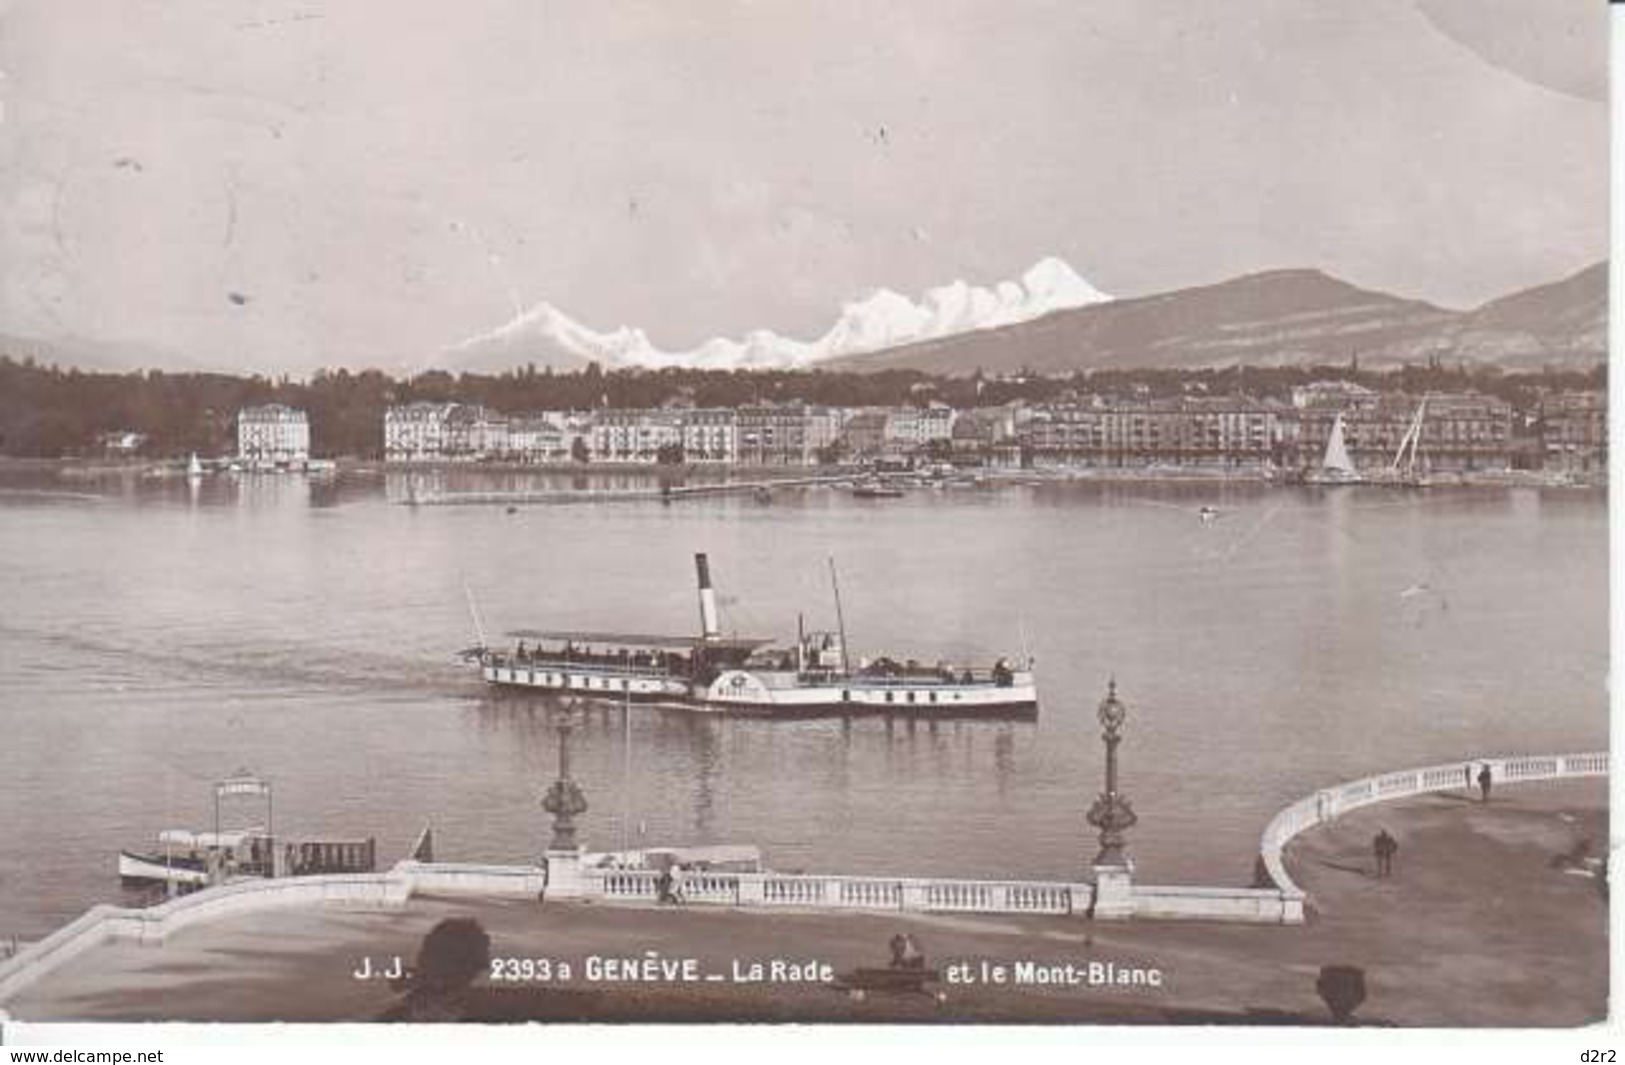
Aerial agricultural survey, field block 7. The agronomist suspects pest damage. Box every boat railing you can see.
[487,654,681,679]
[797,668,1029,689]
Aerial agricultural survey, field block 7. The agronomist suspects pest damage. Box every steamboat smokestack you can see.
[695,553,721,640]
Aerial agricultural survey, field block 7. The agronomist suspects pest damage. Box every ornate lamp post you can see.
[541,704,589,852]
[1086,677,1138,871]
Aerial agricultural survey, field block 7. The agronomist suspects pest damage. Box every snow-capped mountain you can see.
[445,256,1110,372]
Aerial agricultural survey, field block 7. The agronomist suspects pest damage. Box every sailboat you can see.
[1377,399,1431,488]
[186,452,204,478]
[1305,413,1362,485]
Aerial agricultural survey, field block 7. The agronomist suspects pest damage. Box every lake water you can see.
[0,467,1608,939]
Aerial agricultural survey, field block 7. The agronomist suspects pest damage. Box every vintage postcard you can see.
[0,0,1610,1046]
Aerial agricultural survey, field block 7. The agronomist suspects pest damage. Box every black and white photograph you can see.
[0,0,1611,1043]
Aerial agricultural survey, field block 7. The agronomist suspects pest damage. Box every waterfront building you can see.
[384,401,459,462]
[736,405,811,466]
[950,408,1014,463]
[1026,396,1283,468]
[237,404,310,465]
[839,409,892,460]
[885,404,957,450]
[508,413,573,464]
[1539,391,1607,473]
[591,409,683,463]
[443,404,508,461]
[679,408,738,464]
[803,407,847,463]
[1294,391,1513,472]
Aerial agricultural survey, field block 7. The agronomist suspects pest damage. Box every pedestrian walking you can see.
[669,862,687,905]
[1477,764,1493,803]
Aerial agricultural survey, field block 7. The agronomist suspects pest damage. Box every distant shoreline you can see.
[0,454,1602,489]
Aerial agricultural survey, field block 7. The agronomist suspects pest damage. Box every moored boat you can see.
[850,478,904,499]
[117,776,377,892]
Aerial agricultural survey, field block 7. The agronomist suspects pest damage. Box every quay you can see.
[396,473,856,506]
[0,773,1603,1026]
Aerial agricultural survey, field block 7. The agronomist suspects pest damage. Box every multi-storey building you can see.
[1026,397,1283,467]
[736,405,811,466]
[444,404,510,461]
[384,402,457,462]
[803,407,847,463]
[508,413,572,464]
[838,409,891,459]
[591,409,683,463]
[885,405,956,449]
[679,408,738,464]
[237,404,310,465]
[1296,391,1513,472]
[1539,391,1607,473]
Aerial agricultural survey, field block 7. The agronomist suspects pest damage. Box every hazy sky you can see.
[0,0,1608,371]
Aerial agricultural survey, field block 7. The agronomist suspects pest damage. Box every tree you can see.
[570,436,590,464]
[655,441,685,465]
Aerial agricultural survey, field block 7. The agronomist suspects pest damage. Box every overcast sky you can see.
[0,0,1607,372]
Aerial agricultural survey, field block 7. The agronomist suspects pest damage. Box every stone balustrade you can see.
[0,872,410,1004]
[1259,751,1608,905]
[30,751,1593,1009]
[582,867,1295,923]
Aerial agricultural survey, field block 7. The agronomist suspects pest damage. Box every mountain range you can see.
[2,260,1605,377]
[447,259,1605,378]
[820,261,1606,375]
[444,256,1111,373]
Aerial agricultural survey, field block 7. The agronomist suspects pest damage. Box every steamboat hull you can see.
[480,660,1037,718]
[472,552,1039,718]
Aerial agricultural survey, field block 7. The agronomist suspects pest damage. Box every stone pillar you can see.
[1090,862,1135,920]
[736,873,766,906]
[544,848,588,899]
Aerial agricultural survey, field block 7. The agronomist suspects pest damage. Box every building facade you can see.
[384,402,458,462]
[1539,391,1607,473]
[237,404,310,464]
[1296,391,1513,472]
[678,408,737,463]
[736,405,811,466]
[1026,397,1283,468]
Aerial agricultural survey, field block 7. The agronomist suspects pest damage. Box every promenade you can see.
[4,778,1605,1027]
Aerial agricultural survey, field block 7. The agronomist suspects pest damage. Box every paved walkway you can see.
[5,779,1606,1026]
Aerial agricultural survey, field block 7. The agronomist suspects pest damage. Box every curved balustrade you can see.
[1259,751,1608,904]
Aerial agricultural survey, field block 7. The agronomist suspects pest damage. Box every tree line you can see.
[0,354,1604,459]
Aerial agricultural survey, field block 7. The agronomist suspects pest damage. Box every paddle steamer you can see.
[464,555,1037,716]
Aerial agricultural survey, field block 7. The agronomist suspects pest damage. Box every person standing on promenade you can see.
[1478,764,1493,803]
[1372,830,1398,877]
